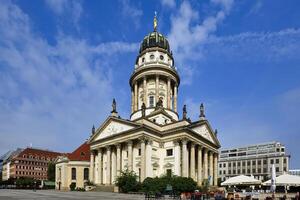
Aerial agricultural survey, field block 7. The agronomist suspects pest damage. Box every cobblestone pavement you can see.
[0,189,145,200]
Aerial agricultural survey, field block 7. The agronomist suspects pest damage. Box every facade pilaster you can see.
[97,150,102,184]
[214,153,218,186]
[140,138,146,181]
[174,85,177,112]
[128,141,133,171]
[143,77,147,106]
[134,82,138,111]
[131,89,134,113]
[145,139,152,178]
[167,77,171,109]
[111,148,116,183]
[106,146,111,185]
[190,142,195,180]
[90,151,95,183]
[182,139,188,177]
[174,140,181,176]
[155,75,159,103]
[203,148,208,180]
[209,151,213,185]
[116,144,121,176]
[197,146,203,185]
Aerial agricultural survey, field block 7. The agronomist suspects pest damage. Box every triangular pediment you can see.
[89,117,139,143]
[189,121,220,147]
[145,108,176,125]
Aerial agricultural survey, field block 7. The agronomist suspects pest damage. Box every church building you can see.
[88,16,221,187]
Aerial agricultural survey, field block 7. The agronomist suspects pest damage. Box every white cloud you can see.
[167,0,234,84]
[203,28,300,62]
[161,0,176,8]
[45,0,83,26]
[120,0,143,29]
[0,1,136,154]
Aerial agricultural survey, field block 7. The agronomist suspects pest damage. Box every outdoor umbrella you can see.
[263,174,300,187]
[221,175,261,186]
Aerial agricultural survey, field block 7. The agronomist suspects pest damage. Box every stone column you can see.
[106,146,111,185]
[197,146,203,185]
[182,139,188,177]
[116,144,121,176]
[155,75,159,103]
[134,82,138,111]
[90,151,95,183]
[167,77,171,109]
[203,148,208,180]
[97,150,102,184]
[214,153,218,186]
[174,84,177,112]
[128,141,133,171]
[111,148,116,183]
[209,151,213,185]
[190,142,195,180]
[143,77,147,106]
[140,138,146,181]
[174,140,181,176]
[131,89,134,113]
[145,140,152,178]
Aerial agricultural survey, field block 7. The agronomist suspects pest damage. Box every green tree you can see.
[115,169,140,193]
[47,162,55,181]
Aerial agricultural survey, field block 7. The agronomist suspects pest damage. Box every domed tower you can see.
[130,14,180,121]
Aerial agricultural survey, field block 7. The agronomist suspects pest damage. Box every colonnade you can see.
[89,138,153,185]
[131,75,178,112]
[89,138,218,186]
[174,139,219,186]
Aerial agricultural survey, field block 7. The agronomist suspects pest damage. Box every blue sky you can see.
[0,0,300,168]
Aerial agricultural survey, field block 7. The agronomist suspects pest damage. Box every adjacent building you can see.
[289,169,300,176]
[87,16,221,187]
[2,147,62,181]
[1,149,23,181]
[218,141,290,182]
[55,142,90,190]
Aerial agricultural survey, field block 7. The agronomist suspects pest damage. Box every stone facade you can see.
[88,18,221,186]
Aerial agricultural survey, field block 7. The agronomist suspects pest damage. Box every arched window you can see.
[71,168,76,180]
[84,168,89,180]
[149,96,154,107]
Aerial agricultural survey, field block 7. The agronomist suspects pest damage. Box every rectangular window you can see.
[276,159,279,164]
[252,169,256,173]
[166,149,173,156]
[242,162,245,166]
[276,167,279,172]
[228,170,231,174]
[149,96,154,107]
[270,159,274,164]
[247,169,250,174]
[237,162,240,166]
[233,170,236,174]
[284,158,286,163]
[247,161,251,166]
[72,168,76,180]
[219,164,222,168]
[258,160,261,165]
[263,159,267,164]
[138,148,141,156]
[84,168,89,180]
[242,169,245,174]
[252,160,256,165]
[223,163,226,167]
[228,163,231,167]
[258,168,261,173]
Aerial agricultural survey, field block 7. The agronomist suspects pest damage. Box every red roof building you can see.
[9,148,62,180]
[67,142,90,161]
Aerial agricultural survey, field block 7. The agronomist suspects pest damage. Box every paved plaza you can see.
[0,190,145,200]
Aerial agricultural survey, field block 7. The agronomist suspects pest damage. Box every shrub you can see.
[76,187,85,192]
[115,169,140,193]
[171,176,197,193]
[69,182,76,191]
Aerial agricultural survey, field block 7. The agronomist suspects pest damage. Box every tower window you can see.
[142,57,145,63]
[150,54,155,60]
[166,149,173,156]
[160,55,164,60]
[149,96,154,107]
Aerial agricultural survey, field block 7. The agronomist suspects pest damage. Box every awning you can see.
[263,174,300,187]
[221,175,261,186]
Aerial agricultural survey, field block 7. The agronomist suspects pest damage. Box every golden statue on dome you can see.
[154,11,157,31]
